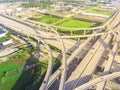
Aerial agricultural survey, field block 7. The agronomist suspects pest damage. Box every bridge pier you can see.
[71,29,73,36]
[77,37,80,42]
[27,35,30,40]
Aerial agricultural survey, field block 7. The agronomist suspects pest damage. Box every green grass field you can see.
[57,19,95,28]
[0,70,31,90]
[29,15,61,24]
[56,19,98,35]
[0,46,61,90]
[0,35,10,43]
[0,48,32,90]
[86,9,111,16]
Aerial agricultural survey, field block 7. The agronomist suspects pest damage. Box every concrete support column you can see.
[77,37,80,42]
[84,30,86,36]
[71,29,72,36]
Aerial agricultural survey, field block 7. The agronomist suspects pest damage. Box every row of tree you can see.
[0,0,79,3]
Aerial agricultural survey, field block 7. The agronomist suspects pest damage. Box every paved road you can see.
[0,14,76,90]
[0,7,120,90]
[74,72,120,90]
[46,37,95,90]
[0,15,76,51]
[65,8,120,90]
[65,34,113,90]
[96,37,120,90]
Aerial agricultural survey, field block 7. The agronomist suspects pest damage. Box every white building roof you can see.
[81,12,109,18]
[2,40,13,46]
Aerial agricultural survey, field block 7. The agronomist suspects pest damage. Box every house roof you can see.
[0,30,5,34]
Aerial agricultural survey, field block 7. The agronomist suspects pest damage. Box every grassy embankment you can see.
[0,45,61,90]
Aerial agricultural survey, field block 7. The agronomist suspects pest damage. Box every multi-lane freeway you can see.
[46,7,120,90]
[65,7,120,90]
[0,15,76,51]
[0,6,120,90]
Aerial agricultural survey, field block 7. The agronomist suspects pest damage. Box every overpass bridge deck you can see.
[65,34,113,90]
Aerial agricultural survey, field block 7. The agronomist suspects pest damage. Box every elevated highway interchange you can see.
[0,7,120,90]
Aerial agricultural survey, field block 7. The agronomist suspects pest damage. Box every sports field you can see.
[57,19,95,28]
[87,9,111,16]
[29,15,61,24]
